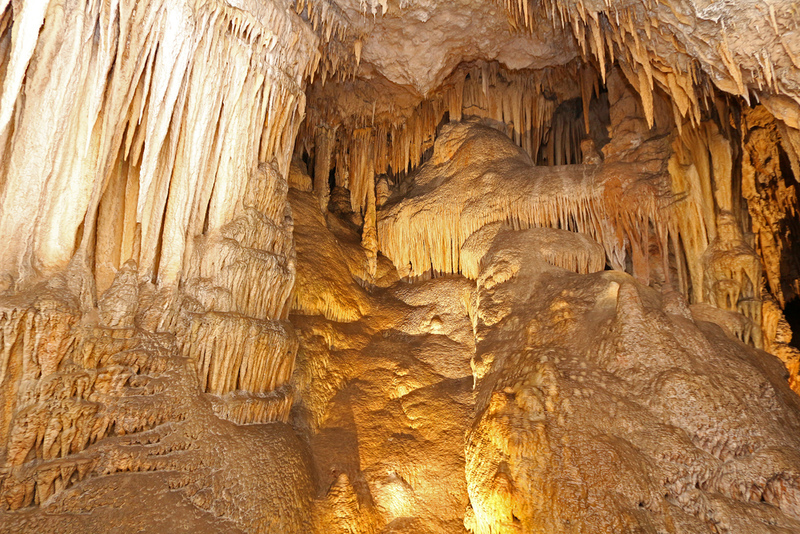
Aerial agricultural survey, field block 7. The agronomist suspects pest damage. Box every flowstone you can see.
[465,227,800,533]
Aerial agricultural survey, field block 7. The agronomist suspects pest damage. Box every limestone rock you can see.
[1,0,800,531]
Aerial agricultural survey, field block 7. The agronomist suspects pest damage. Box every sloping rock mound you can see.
[465,227,800,533]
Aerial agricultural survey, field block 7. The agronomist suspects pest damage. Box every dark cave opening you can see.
[785,298,800,350]
[328,166,337,191]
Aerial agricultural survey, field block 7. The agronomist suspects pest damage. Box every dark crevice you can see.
[785,298,800,350]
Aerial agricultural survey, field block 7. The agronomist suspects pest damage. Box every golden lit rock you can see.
[1,0,800,531]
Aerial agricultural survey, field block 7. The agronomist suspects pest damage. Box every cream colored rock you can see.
[1,0,800,531]
[0,289,313,532]
[466,229,800,533]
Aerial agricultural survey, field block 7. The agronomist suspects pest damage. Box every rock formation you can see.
[1,0,800,532]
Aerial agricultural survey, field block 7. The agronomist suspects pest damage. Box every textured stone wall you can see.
[0,0,800,532]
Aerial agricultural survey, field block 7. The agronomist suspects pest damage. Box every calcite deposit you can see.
[1,0,800,532]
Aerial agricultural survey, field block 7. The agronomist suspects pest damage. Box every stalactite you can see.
[0,1,326,506]
[313,126,336,211]
[376,120,679,281]
[180,312,297,397]
[209,385,295,425]
[298,61,583,215]
[0,296,189,509]
[375,109,778,357]
[176,161,299,422]
[0,0,320,292]
[495,0,800,142]
[741,105,800,307]
[2,0,800,530]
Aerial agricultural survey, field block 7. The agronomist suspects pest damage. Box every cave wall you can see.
[286,124,800,533]
[0,0,800,532]
[0,0,329,528]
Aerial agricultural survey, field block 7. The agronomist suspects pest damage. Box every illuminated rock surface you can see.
[1,0,800,532]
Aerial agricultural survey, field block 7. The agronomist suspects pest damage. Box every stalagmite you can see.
[462,223,606,279]
[361,167,379,279]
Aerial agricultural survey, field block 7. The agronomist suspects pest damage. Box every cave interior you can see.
[2,0,800,532]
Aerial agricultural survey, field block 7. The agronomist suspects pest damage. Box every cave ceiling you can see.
[303,0,800,123]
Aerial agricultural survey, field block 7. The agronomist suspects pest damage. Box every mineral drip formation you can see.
[1,0,800,532]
